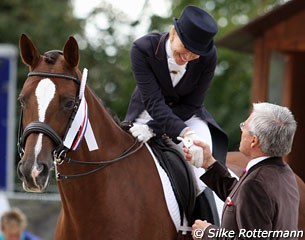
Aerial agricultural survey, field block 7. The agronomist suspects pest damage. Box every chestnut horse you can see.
[17,34,189,240]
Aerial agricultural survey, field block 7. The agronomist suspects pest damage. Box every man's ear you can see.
[250,135,260,148]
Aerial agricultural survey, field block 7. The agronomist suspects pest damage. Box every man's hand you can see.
[192,220,211,240]
[183,140,216,169]
[129,123,154,142]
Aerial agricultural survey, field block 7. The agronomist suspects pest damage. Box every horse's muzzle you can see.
[17,160,51,192]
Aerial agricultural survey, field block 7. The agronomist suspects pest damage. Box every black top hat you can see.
[173,5,218,56]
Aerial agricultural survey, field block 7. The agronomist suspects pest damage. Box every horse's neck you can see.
[57,86,135,199]
[78,87,133,160]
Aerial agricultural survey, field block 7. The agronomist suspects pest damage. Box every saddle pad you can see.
[145,143,181,231]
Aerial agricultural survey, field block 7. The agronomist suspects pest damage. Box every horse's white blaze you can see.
[34,134,43,160]
[36,78,56,122]
[32,79,56,184]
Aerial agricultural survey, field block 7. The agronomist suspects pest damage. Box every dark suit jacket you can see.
[125,32,228,163]
[200,158,300,240]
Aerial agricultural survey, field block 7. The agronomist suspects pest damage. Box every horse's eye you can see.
[64,99,75,109]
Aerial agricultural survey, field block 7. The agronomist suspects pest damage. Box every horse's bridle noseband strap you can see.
[20,121,63,149]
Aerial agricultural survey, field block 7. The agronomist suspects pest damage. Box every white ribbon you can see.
[79,68,87,99]
[63,68,98,151]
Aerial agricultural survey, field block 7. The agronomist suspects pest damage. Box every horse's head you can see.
[17,34,82,192]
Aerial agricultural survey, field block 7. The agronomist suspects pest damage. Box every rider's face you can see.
[170,29,200,65]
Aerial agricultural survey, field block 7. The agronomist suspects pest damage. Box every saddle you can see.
[120,122,218,226]
[148,137,196,225]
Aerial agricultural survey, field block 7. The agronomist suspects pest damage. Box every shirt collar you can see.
[166,39,173,59]
[246,156,270,172]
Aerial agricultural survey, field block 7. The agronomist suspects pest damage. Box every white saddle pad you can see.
[145,143,181,231]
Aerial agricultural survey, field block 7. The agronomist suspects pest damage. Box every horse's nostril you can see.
[31,163,50,179]
[40,163,49,176]
[37,163,45,172]
[17,161,24,179]
[31,165,43,179]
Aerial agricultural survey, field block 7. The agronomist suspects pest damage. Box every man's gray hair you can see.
[248,102,297,157]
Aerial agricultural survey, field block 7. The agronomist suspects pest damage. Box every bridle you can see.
[18,62,143,180]
[17,70,80,161]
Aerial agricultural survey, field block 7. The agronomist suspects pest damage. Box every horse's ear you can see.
[19,34,41,70]
[63,36,79,68]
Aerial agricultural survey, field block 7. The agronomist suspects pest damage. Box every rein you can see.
[54,138,143,180]
[18,71,143,180]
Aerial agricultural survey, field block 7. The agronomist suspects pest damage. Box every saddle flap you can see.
[149,138,196,224]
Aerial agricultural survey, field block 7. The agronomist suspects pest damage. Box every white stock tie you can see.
[167,58,186,87]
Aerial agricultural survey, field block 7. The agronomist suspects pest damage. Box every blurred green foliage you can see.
[0,0,284,151]
[0,0,82,86]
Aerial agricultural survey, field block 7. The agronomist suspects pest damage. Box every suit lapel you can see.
[146,33,176,96]
[221,157,283,219]
[174,61,198,91]
[221,172,248,219]
[228,172,248,198]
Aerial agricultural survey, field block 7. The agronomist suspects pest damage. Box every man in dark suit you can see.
[184,102,300,240]
[124,5,228,225]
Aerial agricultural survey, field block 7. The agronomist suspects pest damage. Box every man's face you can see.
[239,115,254,157]
[2,222,23,240]
[170,30,200,65]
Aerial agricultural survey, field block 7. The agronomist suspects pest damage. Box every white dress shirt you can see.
[245,156,270,172]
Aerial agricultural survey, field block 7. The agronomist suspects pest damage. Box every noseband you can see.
[18,68,143,180]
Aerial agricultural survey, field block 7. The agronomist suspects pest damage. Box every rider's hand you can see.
[130,123,154,142]
[177,130,203,168]
[188,144,204,168]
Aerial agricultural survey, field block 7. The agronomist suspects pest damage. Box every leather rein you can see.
[18,70,143,180]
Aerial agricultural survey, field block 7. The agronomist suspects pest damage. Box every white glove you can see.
[177,131,204,168]
[130,123,154,142]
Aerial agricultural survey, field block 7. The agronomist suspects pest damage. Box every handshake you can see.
[177,131,204,168]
